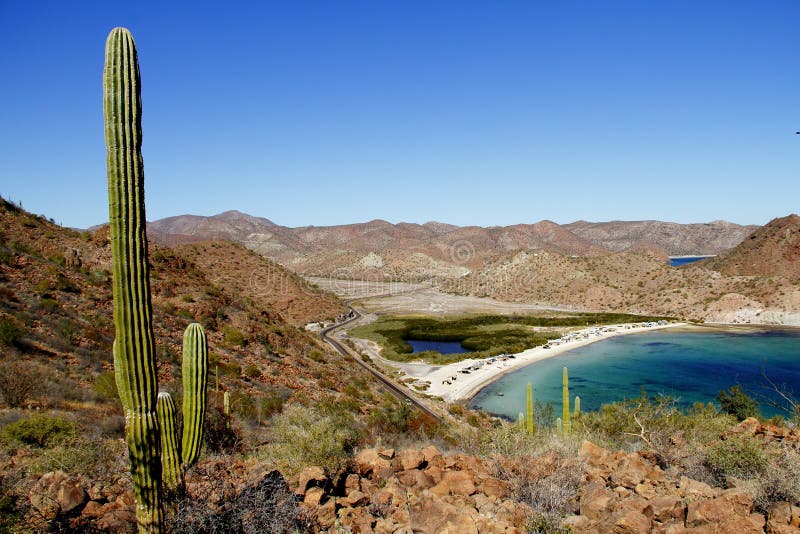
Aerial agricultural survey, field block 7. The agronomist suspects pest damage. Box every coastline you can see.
[409,322,688,404]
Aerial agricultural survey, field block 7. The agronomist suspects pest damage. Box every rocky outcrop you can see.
[561,440,798,533]
[295,446,528,533]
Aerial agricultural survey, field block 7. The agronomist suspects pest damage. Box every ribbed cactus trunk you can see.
[181,323,208,466]
[562,367,571,435]
[156,392,182,491]
[104,27,163,532]
[574,396,581,418]
[525,382,535,434]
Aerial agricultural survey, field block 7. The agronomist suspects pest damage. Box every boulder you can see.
[580,441,613,467]
[580,481,618,521]
[609,455,652,489]
[410,495,479,534]
[296,465,326,494]
[355,448,393,477]
[29,471,88,520]
[344,489,367,507]
[767,502,800,533]
[686,490,753,528]
[303,487,325,507]
[396,448,426,471]
[646,495,686,523]
[396,468,435,490]
[612,509,652,534]
[430,470,477,497]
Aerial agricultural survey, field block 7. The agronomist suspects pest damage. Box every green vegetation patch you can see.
[349,312,673,364]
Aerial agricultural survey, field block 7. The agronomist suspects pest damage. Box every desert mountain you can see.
[145,211,756,279]
[564,220,759,256]
[702,214,800,280]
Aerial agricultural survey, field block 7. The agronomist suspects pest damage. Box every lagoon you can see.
[469,328,800,419]
[406,339,469,355]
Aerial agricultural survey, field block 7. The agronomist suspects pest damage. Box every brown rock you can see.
[396,468,435,490]
[29,471,88,520]
[647,495,686,523]
[579,441,613,467]
[430,470,476,497]
[731,417,760,436]
[303,486,325,506]
[378,447,395,459]
[477,477,510,499]
[613,510,652,534]
[580,481,618,521]
[609,455,651,489]
[80,500,104,519]
[396,448,426,471]
[94,500,136,531]
[296,465,326,494]
[679,476,717,500]
[316,499,337,529]
[653,523,688,534]
[344,489,366,507]
[344,473,361,494]
[767,502,800,533]
[422,445,443,465]
[355,448,393,476]
[410,495,479,534]
[686,490,753,528]
[562,514,592,531]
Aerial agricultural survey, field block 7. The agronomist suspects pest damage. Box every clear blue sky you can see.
[1,1,797,229]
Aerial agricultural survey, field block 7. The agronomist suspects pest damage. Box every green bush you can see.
[263,404,361,476]
[244,364,261,379]
[1,414,77,448]
[716,385,759,421]
[0,317,22,348]
[0,360,41,408]
[224,327,246,347]
[93,371,119,402]
[705,436,768,483]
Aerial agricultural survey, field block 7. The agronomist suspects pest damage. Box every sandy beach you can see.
[389,322,687,403]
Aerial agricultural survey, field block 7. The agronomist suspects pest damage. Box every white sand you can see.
[400,322,686,403]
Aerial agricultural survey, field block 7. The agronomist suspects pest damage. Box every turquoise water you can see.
[469,328,800,419]
[406,339,469,355]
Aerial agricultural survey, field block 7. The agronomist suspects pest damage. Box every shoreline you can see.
[401,322,688,404]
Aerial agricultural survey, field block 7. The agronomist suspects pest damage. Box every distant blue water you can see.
[669,256,712,266]
[407,339,469,355]
[469,328,800,419]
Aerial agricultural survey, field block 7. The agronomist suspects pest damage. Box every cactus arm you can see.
[156,392,182,490]
[181,323,208,467]
[562,367,571,435]
[104,27,163,532]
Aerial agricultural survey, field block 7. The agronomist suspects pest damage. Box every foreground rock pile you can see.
[565,440,799,533]
[296,445,530,533]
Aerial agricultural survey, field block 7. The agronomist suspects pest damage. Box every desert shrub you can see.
[1,413,77,448]
[0,317,22,348]
[244,364,261,379]
[260,393,285,419]
[204,393,238,454]
[28,436,127,479]
[93,371,119,402]
[307,349,325,363]
[717,385,759,421]
[37,297,59,312]
[0,360,41,408]
[263,404,360,476]
[219,361,242,378]
[54,274,79,293]
[166,468,306,533]
[369,395,415,435]
[224,327,246,347]
[705,435,768,484]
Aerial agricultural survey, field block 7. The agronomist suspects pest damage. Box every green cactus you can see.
[574,395,581,418]
[181,323,208,466]
[556,417,563,433]
[104,26,163,531]
[156,392,182,491]
[224,390,230,417]
[562,367,571,435]
[517,412,525,429]
[525,382,536,434]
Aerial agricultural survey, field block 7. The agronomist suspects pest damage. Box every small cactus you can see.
[574,395,581,418]
[517,412,525,429]
[181,323,208,467]
[562,367,571,435]
[525,382,536,434]
[224,390,230,417]
[556,417,563,433]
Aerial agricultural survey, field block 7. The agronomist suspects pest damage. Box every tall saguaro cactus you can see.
[104,27,163,531]
[562,367,571,435]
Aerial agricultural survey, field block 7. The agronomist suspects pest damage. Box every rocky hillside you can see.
[565,219,759,256]
[703,214,800,280]
[436,238,800,325]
